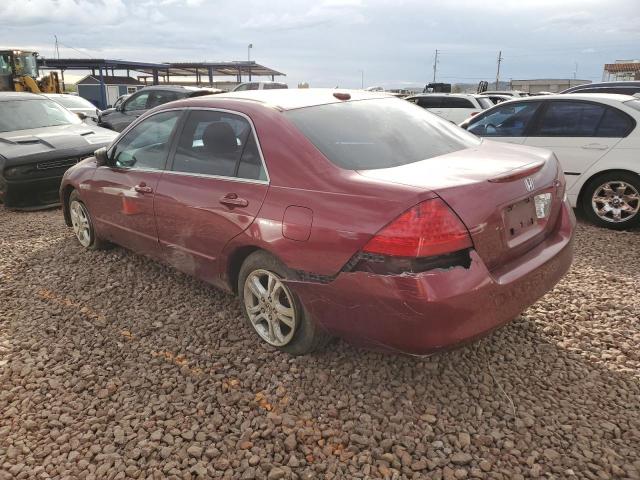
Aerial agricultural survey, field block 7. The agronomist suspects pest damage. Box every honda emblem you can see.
[524,177,535,192]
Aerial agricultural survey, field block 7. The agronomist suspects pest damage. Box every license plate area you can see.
[504,197,537,240]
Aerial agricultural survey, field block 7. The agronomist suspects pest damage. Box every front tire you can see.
[238,251,330,355]
[581,172,640,230]
[68,191,108,250]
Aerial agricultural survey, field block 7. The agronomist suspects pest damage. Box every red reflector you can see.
[333,92,351,100]
[363,198,473,258]
[470,111,479,116]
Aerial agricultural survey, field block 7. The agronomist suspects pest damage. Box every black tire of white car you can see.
[238,251,331,355]
[581,172,640,230]
[68,191,108,250]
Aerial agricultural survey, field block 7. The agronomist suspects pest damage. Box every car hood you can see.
[0,123,117,165]
[356,140,551,190]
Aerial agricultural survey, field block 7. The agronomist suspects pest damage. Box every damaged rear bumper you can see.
[286,201,575,355]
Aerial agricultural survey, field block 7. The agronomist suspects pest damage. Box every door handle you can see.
[220,193,248,208]
[581,143,609,150]
[134,183,153,194]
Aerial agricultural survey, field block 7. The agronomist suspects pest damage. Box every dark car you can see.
[98,85,221,132]
[60,89,574,355]
[0,92,117,209]
[561,81,640,95]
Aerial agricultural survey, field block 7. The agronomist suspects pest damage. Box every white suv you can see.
[462,94,640,229]
[405,94,493,123]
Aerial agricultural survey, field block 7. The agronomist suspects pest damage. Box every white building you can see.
[510,79,591,94]
[603,60,640,81]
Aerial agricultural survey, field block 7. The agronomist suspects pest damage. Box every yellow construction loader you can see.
[0,49,62,93]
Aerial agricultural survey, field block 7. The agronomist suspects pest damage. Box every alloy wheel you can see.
[70,200,92,247]
[591,181,640,223]
[243,269,296,347]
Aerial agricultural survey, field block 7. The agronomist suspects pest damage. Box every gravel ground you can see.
[0,207,639,480]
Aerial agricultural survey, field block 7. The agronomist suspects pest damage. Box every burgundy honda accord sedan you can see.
[60,89,575,355]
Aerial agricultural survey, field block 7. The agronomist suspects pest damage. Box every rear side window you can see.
[440,97,475,108]
[416,97,442,108]
[170,110,266,180]
[536,101,605,136]
[263,83,287,90]
[596,108,634,137]
[467,102,541,137]
[285,98,480,170]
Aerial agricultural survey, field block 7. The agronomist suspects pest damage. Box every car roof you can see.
[0,92,45,101]
[504,93,637,103]
[211,88,392,111]
[139,85,217,92]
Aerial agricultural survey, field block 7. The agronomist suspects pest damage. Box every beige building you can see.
[603,60,640,81]
[510,79,592,94]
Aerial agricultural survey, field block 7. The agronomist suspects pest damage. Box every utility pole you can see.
[495,50,503,90]
[432,49,439,82]
[574,61,578,79]
[54,35,60,59]
[359,70,364,89]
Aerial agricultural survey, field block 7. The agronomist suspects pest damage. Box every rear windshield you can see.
[285,98,480,170]
[0,99,81,132]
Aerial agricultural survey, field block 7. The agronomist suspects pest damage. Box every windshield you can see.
[285,98,480,170]
[0,99,82,132]
[51,95,96,110]
[14,52,38,77]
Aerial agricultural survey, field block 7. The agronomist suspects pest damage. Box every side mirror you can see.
[76,112,87,120]
[94,147,109,166]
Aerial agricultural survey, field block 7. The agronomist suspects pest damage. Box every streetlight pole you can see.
[247,44,253,82]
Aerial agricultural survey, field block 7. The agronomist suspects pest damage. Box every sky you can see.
[1,0,639,89]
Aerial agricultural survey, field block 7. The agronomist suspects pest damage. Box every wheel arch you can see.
[577,168,640,208]
[226,245,264,294]
[61,185,75,227]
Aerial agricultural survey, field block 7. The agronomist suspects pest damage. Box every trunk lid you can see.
[357,140,565,270]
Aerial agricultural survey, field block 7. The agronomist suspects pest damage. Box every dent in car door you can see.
[523,101,626,190]
[154,109,269,286]
[86,110,183,256]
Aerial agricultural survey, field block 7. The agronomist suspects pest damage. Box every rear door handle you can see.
[581,143,609,150]
[134,183,153,194]
[220,193,248,208]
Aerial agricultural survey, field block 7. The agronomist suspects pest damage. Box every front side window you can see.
[467,102,541,137]
[286,97,480,170]
[171,110,266,180]
[124,92,150,111]
[110,110,181,170]
[0,99,81,132]
[535,101,606,137]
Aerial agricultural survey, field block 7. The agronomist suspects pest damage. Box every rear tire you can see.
[238,251,330,355]
[581,172,640,230]
[69,191,108,250]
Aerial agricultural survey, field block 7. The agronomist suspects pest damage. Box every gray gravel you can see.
[1,207,639,480]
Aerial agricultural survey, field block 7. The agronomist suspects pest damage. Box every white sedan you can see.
[461,94,640,229]
[405,93,493,123]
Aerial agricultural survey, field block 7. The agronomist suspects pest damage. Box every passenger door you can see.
[154,109,269,285]
[523,101,628,189]
[85,110,183,257]
[466,101,542,145]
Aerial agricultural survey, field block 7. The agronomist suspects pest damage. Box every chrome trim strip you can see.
[160,169,268,185]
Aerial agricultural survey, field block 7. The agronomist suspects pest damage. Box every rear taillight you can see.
[363,198,473,258]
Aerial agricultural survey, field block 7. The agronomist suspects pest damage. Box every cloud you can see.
[0,0,129,25]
